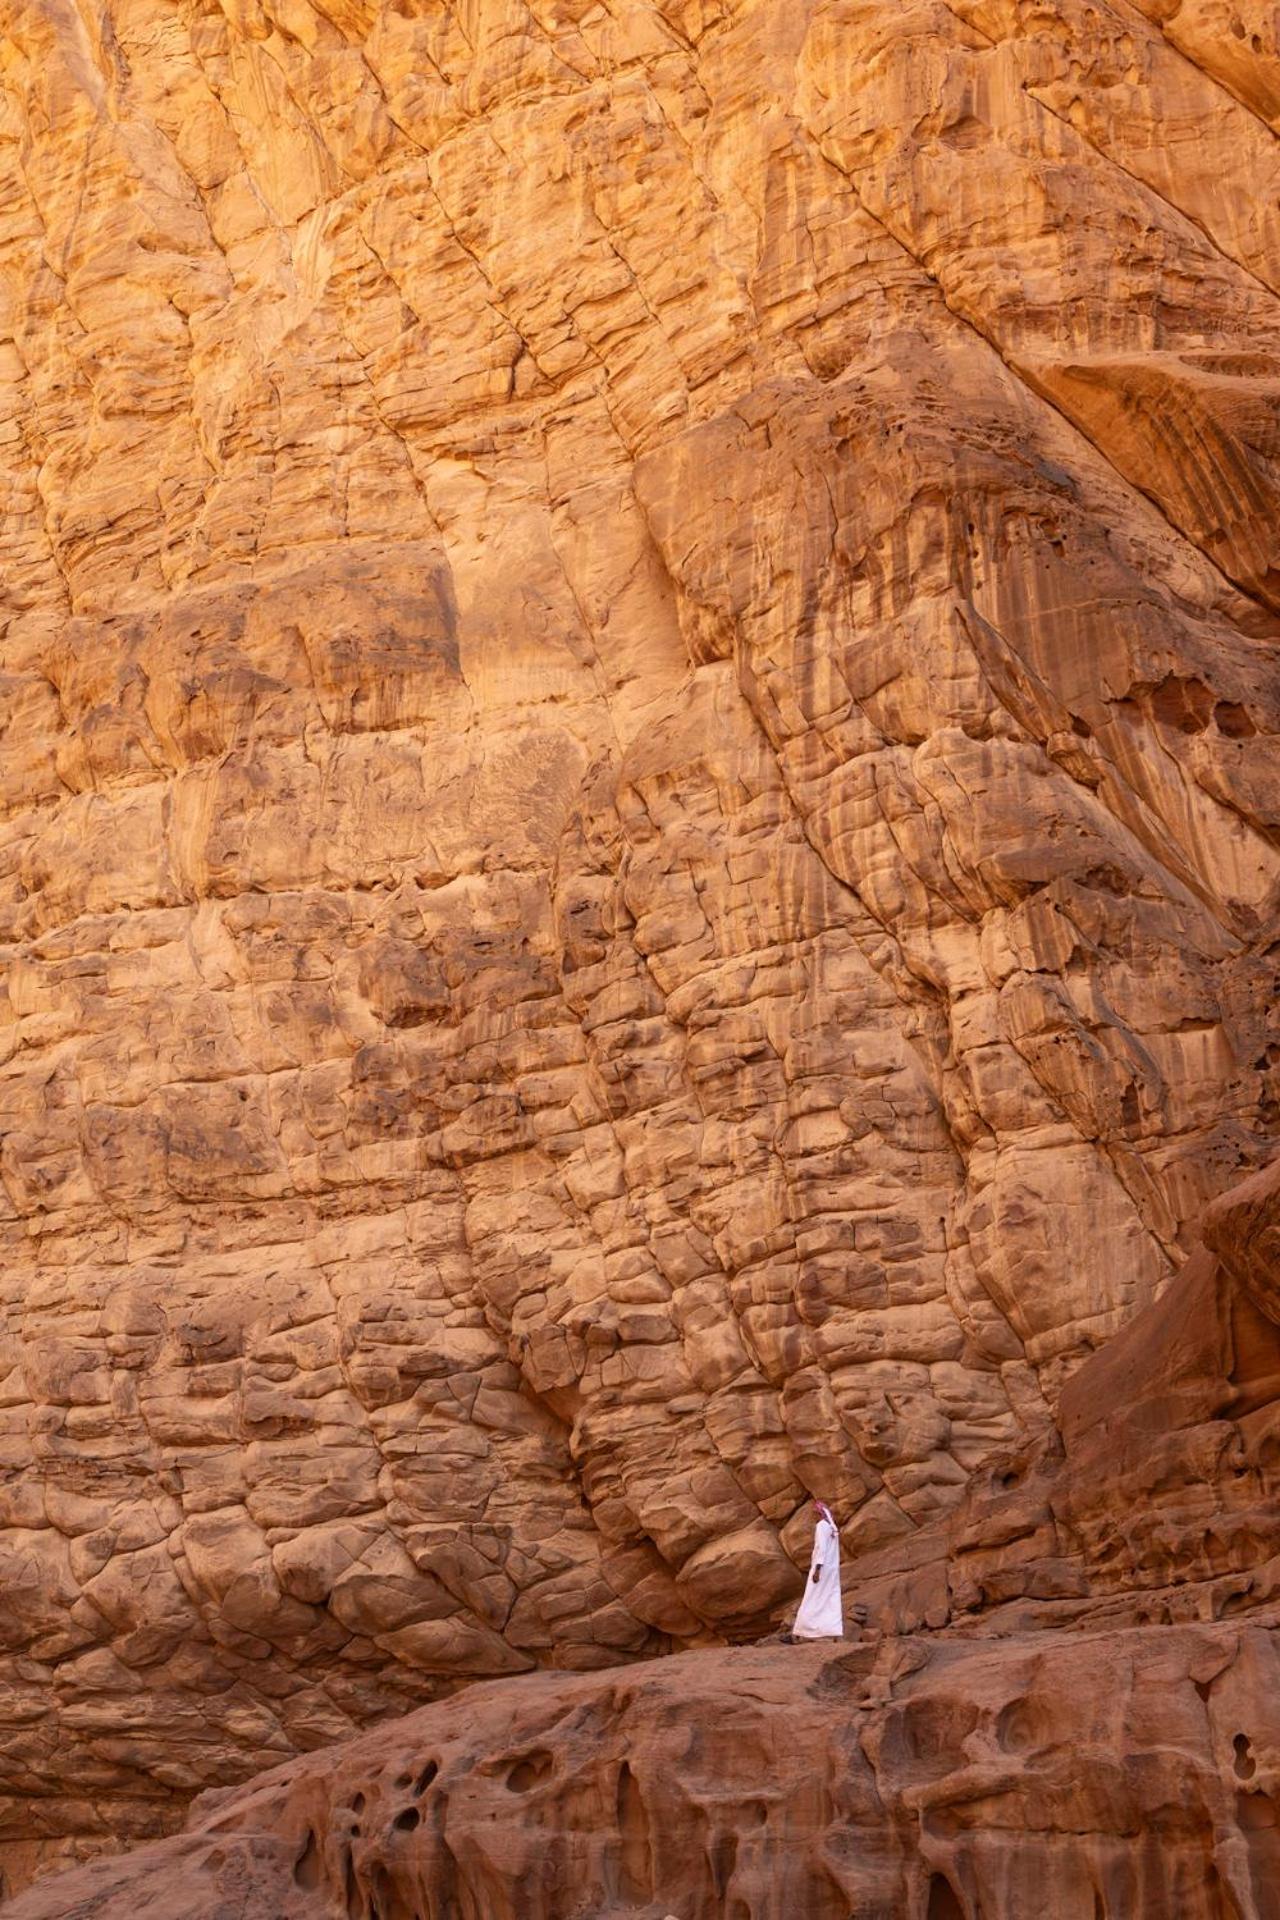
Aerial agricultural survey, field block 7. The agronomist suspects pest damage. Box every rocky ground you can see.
[1,0,1279,1900]
[8,1623,1280,1920]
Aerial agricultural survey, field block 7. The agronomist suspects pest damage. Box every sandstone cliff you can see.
[1,0,1279,1890]
[7,1153,1280,1916]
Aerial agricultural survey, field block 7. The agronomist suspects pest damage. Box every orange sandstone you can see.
[0,0,1278,1899]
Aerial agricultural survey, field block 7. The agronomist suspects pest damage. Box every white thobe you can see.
[793,1514,843,1638]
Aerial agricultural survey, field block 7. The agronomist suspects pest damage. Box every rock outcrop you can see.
[1,0,1279,1890]
[8,1153,1280,1918]
[850,1152,1280,1640]
[6,1625,1280,1920]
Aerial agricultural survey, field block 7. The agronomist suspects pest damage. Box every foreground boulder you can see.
[6,1628,1279,1920]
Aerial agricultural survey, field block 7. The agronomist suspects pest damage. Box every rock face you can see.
[6,1628,1280,1920]
[1,0,1279,1890]
[9,1153,1280,1918]
[849,1151,1280,1633]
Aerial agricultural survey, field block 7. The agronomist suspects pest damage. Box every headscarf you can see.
[813,1499,834,1526]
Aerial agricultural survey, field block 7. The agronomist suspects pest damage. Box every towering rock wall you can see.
[1,0,1279,1881]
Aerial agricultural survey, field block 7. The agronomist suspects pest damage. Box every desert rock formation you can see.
[1,0,1280,1890]
[10,1626,1280,1920]
[8,1153,1280,1917]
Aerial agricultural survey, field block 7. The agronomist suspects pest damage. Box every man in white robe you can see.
[791,1499,843,1639]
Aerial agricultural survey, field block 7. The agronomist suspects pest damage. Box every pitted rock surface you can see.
[6,1629,1280,1920]
[1,0,1279,1887]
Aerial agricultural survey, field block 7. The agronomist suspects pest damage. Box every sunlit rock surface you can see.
[7,1625,1280,1920]
[10,1155,1280,1916]
[1,0,1279,1889]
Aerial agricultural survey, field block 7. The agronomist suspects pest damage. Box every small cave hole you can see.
[1215,700,1256,738]
[614,1758,654,1903]
[506,1749,553,1793]
[352,1791,366,1814]
[927,1872,967,1920]
[1237,1791,1278,1830]
[1149,674,1212,734]
[996,1697,1037,1754]
[1235,1733,1258,1781]
[368,1862,416,1920]
[293,1827,322,1890]
[393,1805,422,1833]
[710,1830,738,1898]
[413,1759,439,1796]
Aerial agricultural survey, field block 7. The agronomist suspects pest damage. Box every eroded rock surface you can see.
[843,1150,1280,1638]
[10,1154,1280,1918]
[1,0,1279,1885]
[6,1626,1280,1920]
